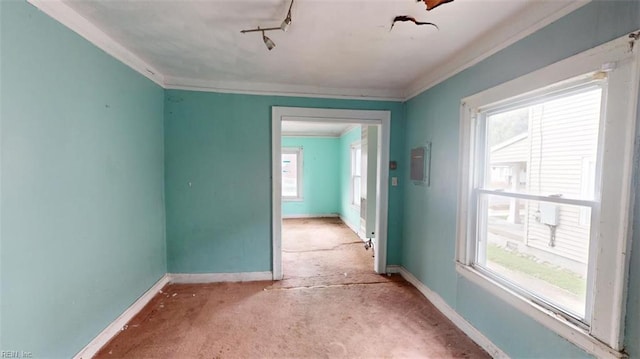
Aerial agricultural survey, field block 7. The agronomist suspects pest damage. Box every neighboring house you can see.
[488,88,602,269]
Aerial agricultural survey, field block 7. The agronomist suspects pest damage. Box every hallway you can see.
[280,217,381,287]
[94,218,489,358]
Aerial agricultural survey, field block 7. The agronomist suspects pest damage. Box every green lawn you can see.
[487,244,586,296]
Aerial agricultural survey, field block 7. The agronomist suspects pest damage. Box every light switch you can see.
[391,177,398,186]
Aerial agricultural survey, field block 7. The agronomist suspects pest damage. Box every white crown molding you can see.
[24,0,398,100]
[403,0,591,100]
[27,0,164,87]
[28,0,589,102]
[73,274,170,359]
[164,76,405,102]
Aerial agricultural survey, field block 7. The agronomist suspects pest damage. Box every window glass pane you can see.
[485,87,602,199]
[476,193,590,319]
[353,176,361,205]
[282,152,298,197]
[354,148,362,176]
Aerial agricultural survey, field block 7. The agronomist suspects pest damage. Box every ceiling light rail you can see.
[240,0,293,51]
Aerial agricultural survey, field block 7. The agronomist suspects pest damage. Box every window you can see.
[456,32,639,356]
[475,84,602,321]
[351,143,362,207]
[282,147,303,201]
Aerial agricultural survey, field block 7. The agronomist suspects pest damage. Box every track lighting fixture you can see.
[262,31,276,51]
[241,0,294,50]
[281,0,292,32]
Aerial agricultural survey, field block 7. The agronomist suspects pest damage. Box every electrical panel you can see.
[410,144,431,185]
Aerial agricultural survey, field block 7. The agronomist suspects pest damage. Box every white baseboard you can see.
[385,265,402,274]
[168,271,273,283]
[73,274,170,359]
[339,215,367,241]
[395,267,509,359]
[282,214,339,219]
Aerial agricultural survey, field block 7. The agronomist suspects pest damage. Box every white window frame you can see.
[281,147,303,201]
[456,31,639,358]
[350,141,361,208]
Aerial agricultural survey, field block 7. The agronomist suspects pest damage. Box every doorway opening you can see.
[271,107,391,280]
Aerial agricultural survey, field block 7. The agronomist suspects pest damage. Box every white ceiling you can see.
[42,0,587,100]
[282,121,356,137]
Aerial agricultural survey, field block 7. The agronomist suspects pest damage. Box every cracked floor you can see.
[94,217,489,358]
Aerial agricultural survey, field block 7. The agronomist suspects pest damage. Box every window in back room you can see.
[282,147,303,201]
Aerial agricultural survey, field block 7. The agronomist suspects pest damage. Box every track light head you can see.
[282,0,293,31]
[280,16,291,32]
[262,32,276,50]
[241,0,292,51]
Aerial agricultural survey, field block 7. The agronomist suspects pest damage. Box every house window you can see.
[351,143,362,207]
[456,32,639,355]
[579,157,596,226]
[282,147,303,201]
[476,84,602,321]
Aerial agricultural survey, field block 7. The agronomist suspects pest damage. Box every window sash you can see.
[282,147,303,200]
[474,189,597,208]
[472,263,588,327]
[470,81,604,325]
[472,190,596,323]
[351,143,362,207]
[352,175,361,206]
[456,31,639,355]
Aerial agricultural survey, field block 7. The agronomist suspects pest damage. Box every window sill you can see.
[455,262,623,359]
[282,197,304,202]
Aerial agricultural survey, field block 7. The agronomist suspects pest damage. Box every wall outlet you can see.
[391,177,398,186]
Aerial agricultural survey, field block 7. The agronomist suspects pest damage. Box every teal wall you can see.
[0,1,166,357]
[401,1,640,357]
[281,137,340,217]
[338,127,362,230]
[7,0,639,357]
[164,90,404,273]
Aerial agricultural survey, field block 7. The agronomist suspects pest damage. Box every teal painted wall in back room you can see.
[401,0,640,357]
[0,1,166,357]
[339,126,362,230]
[281,137,340,217]
[164,90,405,273]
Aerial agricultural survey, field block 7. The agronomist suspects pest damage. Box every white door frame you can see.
[272,106,391,280]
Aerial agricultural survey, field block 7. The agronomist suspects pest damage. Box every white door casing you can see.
[271,107,391,280]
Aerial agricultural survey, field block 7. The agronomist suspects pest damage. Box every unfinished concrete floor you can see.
[95,217,489,358]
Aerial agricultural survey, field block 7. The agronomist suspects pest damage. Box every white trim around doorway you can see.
[271,107,391,280]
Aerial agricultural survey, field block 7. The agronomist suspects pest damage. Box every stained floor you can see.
[95,217,490,358]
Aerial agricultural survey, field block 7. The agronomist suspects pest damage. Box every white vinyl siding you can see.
[491,134,528,163]
[524,88,601,264]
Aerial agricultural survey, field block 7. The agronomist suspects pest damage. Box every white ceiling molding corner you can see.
[26,0,590,104]
[281,121,357,137]
[27,0,165,87]
[27,0,403,101]
[339,124,358,137]
[402,0,591,101]
[163,76,405,102]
